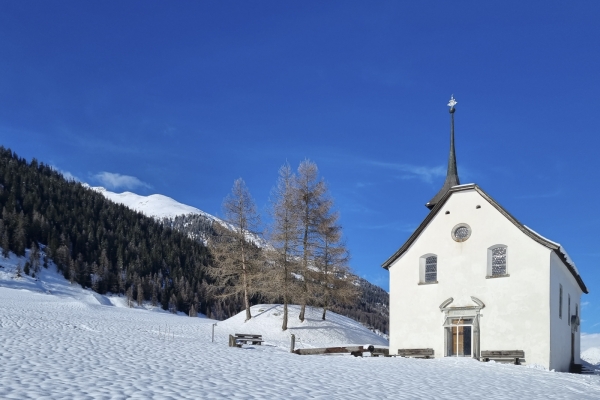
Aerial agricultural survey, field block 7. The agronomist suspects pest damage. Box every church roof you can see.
[382,184,588,294]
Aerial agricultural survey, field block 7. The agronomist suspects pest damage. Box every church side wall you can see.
[549,252,583,371]
[388,189,552,368]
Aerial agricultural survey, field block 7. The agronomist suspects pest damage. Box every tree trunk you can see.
[299,208,308,323]
[282,298,288,331]
[322,306,327,320]
[242,244,252,321]
[243,275,251,321]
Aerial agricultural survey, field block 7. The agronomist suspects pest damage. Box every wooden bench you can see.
[229,333,264,347]
[294,346,364,357]
[397,348,434,359]
[367,345,390,357]
[480,350,524,365]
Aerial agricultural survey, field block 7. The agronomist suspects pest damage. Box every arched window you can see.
[559,284,563,319]
[487,245,508,278]
[568,294,571,326]
[425,256,437,282]
[419,254,438,284]
[492,247,507,276]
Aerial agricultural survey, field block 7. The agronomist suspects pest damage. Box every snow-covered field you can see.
[2,252,600,399]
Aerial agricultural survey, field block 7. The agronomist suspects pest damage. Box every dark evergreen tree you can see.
[137,283,144,306]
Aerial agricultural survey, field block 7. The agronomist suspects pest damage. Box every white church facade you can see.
[383,98,588,372]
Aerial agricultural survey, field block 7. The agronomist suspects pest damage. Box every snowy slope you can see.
[219,304,388,348]
[582,348,600,366]
[2,252,600,399]
[91,186,218,220]
[582,333,600,365]
[0,249,385,348]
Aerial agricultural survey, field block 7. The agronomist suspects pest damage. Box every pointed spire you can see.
[425,96,460,209]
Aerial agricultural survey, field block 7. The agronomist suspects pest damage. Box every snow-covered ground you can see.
[2,252,600,399]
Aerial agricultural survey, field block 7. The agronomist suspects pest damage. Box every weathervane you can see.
[447,95,457,110]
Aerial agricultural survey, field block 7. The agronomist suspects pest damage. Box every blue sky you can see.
[1,2,600,331]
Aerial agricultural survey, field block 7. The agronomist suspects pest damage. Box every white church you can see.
[383,97,588,372]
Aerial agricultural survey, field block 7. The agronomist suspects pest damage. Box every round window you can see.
[452,223,471,242]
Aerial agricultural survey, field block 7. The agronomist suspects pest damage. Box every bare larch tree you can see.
[315,215,357,320]
[209,178,263,321]
[267,163,302,330]
[296,160,329,322]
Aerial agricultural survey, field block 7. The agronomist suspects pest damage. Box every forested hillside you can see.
[0,147,233,317]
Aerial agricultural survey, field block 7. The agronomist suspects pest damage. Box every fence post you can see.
[290,334,295,353]
[229,334,235,347]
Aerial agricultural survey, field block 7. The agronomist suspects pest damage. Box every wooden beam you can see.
[294,346,364,356]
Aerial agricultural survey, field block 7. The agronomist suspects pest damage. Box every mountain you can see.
[93,187,269,248]
[90,187,218,221]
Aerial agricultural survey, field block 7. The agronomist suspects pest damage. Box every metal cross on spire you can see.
[447,95,457,110]
[425,95,460,209]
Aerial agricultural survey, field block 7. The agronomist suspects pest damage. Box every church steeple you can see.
[425,95,460,209]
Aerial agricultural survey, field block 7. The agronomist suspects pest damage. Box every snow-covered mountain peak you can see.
[91,186,217,221]
[91,187,268,248]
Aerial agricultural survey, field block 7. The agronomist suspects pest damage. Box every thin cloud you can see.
[368,161,445,183]
[51,166,80,182]
[93,172,151,191]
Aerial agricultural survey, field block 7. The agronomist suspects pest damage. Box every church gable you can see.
[383,183,588,293]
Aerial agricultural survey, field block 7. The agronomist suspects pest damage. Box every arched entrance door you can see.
[446,318,472,356]
[440,296,484,359]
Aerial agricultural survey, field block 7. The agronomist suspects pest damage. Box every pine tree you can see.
[91,261,100,291]
[151,281,158,307]
[1,232,9,257]
[126,286,134,308]
[137,283,144,306]
[14,212,27,257]
[189,304,198,317]
[169,293,178,313]
[117,256,126,295]
[30,242,41,275]
[69,259,77,284]
[55,244,70,271]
